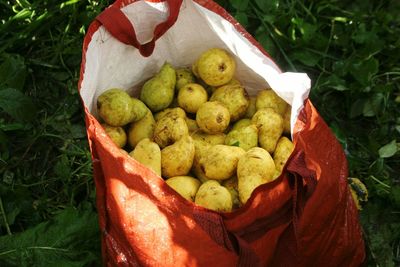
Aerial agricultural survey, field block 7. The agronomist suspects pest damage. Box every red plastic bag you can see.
[78,0,366,266]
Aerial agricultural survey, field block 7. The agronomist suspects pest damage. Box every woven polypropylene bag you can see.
[78,0,366,266]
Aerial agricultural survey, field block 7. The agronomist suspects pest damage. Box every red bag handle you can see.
[96,0,183,57]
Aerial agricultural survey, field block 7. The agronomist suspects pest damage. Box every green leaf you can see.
[60,0,80,9]
[327,75,348,91]
[255,27,277,58]
[350,99,365,118]
[0,88,36,122]
[352,23,378,44]
[0,54,27,91]
[1,204,20,227]
[262,15,275,24]
[234,12,248,28]
[329,122,347,148]
[362,101,375,117]
[231,141,240,147]
[378,140,398,158]
[370,158,385,174]
[360,202,398,267]
[0,207,100,267]
[358,39,385,59]
[349,57,379,85]
[50,71,70,81]
[231,0,248,11]
[391,186,400,207]
[12,9,32,20]
[68,124,87,139]
[0,129,8,150]
[290,18,317,43]
[54,155,72,180]
[290,50,321,67]
[363,93,385,117]
[0,185,34,228]
[332,60,350,77]
[0,122,31,131]
[301,22,317,42]
[254,0,279,12]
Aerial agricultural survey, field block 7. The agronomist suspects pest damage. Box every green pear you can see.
[222,177,241,209]
[101,123,127,148]
[225,124,258,151]
[231,118,252,131]
[97,88,136,126]
[185,117,199,132]
[175,68,196,91]
[131,98,148,122]
[282,107,291,135]
[244,96,257,118]
[140,62,176,112]
[256,89,288,116]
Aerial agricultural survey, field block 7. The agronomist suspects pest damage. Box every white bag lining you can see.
[80,0,310,135]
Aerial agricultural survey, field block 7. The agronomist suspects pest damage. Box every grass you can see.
[0,1,112,266]
[0,0,399,266]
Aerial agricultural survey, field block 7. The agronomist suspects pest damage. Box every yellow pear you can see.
[161,136,195,178]
[196,48,236,86]
[166,176,201,201]
[129,138,161,176]
[195,180,233,212]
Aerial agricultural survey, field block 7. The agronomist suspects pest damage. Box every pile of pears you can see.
[96,48,294,212]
